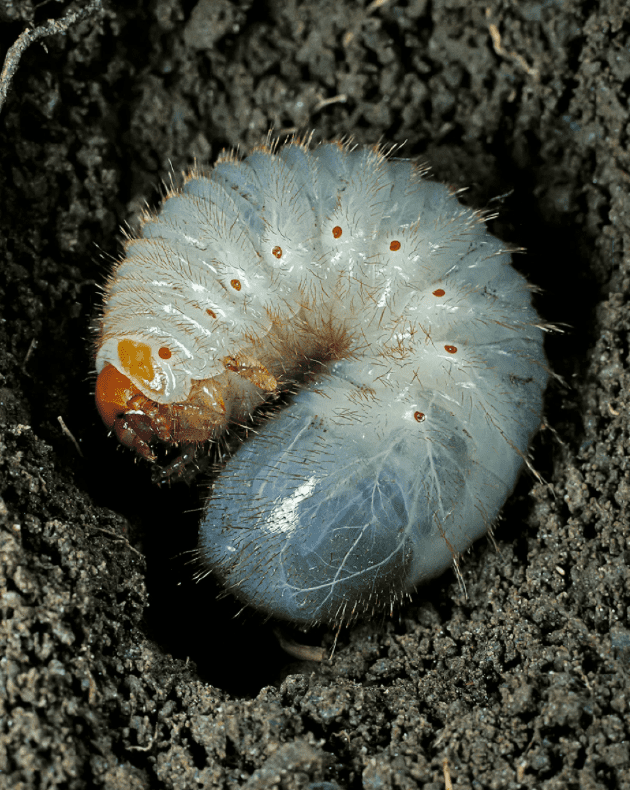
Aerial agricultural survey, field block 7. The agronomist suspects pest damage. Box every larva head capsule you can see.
[95,334,231,465]
[96,336,192,405]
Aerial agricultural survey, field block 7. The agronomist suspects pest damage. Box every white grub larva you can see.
[94,137,549,627]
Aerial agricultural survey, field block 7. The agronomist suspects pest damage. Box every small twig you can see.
[313,94,348,113]
[0,0,104,115]
[443,757,453,790]
[23,338,37,366]
[91,527,144,559]
[366,0,392,13]
[273,628,327,662]
[126,723,159,752]
[486,9,539,81]
[57,415,84,457]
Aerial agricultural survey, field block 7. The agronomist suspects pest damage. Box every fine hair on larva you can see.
[94,136,549,627]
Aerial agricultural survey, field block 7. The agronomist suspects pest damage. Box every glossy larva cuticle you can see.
[94,137,549,627]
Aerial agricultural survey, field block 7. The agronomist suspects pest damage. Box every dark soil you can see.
[1,1,629,788]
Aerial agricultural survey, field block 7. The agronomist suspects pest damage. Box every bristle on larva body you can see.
[94,138,549,627]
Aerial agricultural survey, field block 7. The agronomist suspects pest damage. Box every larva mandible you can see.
[95,138,548,627]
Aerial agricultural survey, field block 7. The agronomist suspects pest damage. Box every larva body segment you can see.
[95,139,548,626]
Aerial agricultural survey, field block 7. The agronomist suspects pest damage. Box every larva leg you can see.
[154,444,200,484]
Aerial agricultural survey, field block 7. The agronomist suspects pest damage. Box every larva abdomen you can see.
[200,327,545,625]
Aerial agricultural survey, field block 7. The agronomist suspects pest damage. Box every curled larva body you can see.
[95,139,548,627]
